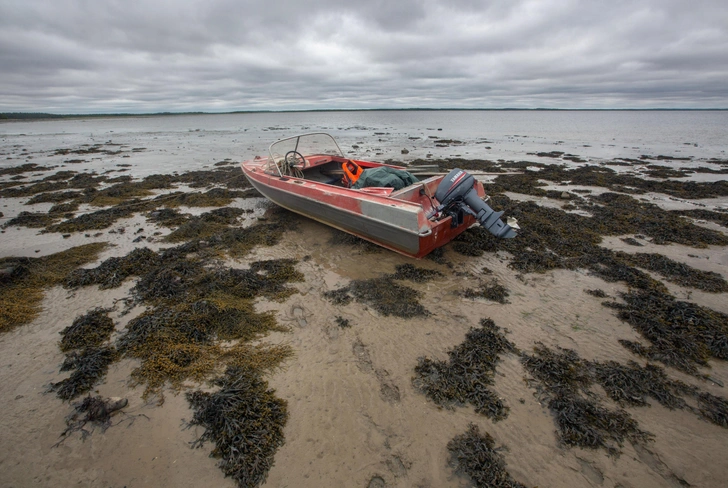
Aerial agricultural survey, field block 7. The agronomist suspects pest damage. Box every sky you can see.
[1,0,727,113]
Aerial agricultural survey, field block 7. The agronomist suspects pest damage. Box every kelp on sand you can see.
[521,344,728,456]
[413,318,517,421]
[0,242,108,333]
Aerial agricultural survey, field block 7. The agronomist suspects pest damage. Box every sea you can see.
[1,110,727,178]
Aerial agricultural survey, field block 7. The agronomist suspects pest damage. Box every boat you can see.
[240,133,516,258]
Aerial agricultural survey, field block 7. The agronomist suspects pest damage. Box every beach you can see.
[1,112,727,488]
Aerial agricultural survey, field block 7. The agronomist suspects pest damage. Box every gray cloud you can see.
[0,0,726,112]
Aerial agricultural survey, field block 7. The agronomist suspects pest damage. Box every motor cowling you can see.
[434,168,516,238]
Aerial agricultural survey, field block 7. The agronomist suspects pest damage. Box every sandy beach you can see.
[1,117,728,488]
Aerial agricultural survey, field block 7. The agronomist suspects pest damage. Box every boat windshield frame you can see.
[267,133,346,176]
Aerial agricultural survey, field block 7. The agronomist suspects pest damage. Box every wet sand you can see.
[1,130,728,488]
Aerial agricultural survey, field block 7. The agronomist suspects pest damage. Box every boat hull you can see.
[241,161,478,258]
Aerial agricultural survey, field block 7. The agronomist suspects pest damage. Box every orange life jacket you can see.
[341,160,363,187]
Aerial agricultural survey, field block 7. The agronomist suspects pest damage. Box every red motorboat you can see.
[240,133,516,258]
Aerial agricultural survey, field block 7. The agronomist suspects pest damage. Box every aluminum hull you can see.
[241,159,480,258]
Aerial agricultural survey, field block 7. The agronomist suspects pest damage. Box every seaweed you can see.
[672,209,728,228]
[391,263,443,282]
[590,360,687,409]
[451,194,726,295]
[146,208,190,227]
[56,209,300,410]
[584,289,607,298]
[606,290,728,375]
[130,258,303,306]
[101,253,299,399]
[413,319,516,420]
[0,172,107,198]
[56,395,129,443]
[335,316,351,328]
[409,158,503,173]
[618,252,728,292]
[521,345,652,455]
[322,288,353,306]
[584,250,668,293]
[163,207,245,243]
[51,346,119,400]
[26,190,83,204]
[2,211,60,229]
[349,276,429,317]
[547,390,651,455]
[79,181,155,207]
[586,193,728,247]
[59,308,115,351]
[425,246,449,265]
[47,199,154,233]
[0,242,108,332]
[696,392,728,428]
[643,166,691,179]
[621,237,643,246]
[49,201,80,214]
[65,247,162,289]
[187,366,288,488]
[490,163,728,199]
[171,166,252,190]
[447,423,527,488]
[162,188,250,208]
[209,221,293,258]
[520,344,591,394]
[0,163,50,176]
[460,280,510,303]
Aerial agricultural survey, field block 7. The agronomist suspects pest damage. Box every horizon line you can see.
[2,107,728,119]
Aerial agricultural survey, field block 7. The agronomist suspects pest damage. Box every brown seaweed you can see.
[391,263,443,282]
[696,392,728,428]
[447,423,528,488]
[617,252,728,292]
[163,207,245,242]
[51,346,119,400]
[2,211,60,229]
[55,395,130,444]
[590,360,688,409]
[186,366,288,488]
[0,242,108,332]
[413,319,516,420]
[59,308,115,351]
[333,276,430,317]
[605,290,728,375]
[460,279,510,303]
[521,345,652,455]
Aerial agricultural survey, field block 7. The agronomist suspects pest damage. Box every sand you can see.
[1,131,728,488]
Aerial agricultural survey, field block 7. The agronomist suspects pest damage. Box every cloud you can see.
[0,0,726,112]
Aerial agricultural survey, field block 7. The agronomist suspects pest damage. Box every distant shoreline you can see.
[2,107,728,120]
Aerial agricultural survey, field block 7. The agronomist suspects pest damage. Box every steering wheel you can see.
[284,150,306,169]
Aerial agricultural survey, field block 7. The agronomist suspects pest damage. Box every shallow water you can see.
[1,111,727,179]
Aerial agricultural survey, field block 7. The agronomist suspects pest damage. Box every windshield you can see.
[268,133,345,169]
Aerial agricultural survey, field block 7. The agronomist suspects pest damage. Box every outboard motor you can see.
[435,168,516,238]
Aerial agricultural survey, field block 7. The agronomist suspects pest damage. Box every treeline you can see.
[1,113,65,120]
[0,112,206,120]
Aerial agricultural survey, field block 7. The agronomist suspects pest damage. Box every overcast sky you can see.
[1,0,727,113]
